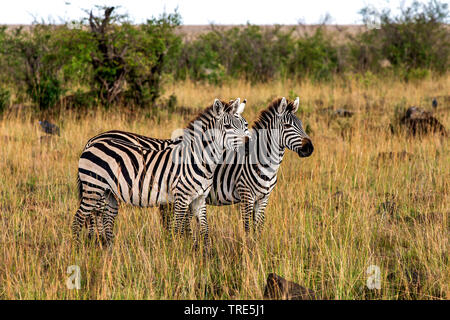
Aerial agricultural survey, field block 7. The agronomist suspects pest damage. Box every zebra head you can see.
[275,97,313,158]
[212,98,250,152]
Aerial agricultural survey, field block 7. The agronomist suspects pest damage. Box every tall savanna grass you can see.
[0,75,448,299]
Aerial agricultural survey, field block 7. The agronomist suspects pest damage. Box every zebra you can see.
[73,98,250,248]
[204,97,313,233]
[80,99,246,240]
[81,130,174,240]
[83,97,313,237]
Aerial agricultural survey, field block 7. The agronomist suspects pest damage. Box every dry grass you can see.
[0,75,448,299]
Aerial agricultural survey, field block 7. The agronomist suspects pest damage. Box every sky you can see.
[0,0,425,25]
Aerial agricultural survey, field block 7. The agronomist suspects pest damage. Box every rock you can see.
[38,120,60,136]
[263,273,317,300]
[334,109,354,117]
[399,106,446,136]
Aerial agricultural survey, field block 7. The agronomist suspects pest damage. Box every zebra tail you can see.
[76,173,82,202]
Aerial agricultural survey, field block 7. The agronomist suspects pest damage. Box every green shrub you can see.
[355,0,449,75]
[171,24,297,83]
[0,87,10,114]
[0,1,448,110]
[289,28,339,80]
[27,75,64,111]
[3,24,67,110]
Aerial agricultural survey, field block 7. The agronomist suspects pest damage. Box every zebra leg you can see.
[197,204,210,253]
[173,196,190,236]
[253,195,269,234]
[189,196,208,251]
[90,195,108,245]
[94,211,106,244]
[72,197,100,245]
[102,192,119,247]
[238,189,255,233]
[86,211,105,242]
[86,214,95,240]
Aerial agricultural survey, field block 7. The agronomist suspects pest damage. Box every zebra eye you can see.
[224,124,233,129]
[283,123,293,128]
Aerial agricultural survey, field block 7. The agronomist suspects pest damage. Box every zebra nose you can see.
[299,138,314,157]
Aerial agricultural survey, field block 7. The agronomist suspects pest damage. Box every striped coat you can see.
[72,98,250,246]
[85,97,313,236]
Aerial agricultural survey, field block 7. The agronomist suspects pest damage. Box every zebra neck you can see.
[178,126,225,173]
[248,128,285,175]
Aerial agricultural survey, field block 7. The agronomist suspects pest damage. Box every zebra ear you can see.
[277,97,288,114]
[230,97,241,114]
[292,97,299,113]
[212,99,224,118]
[236,98,247,115]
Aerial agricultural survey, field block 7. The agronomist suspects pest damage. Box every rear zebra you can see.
[73,98,250,247]
[84,97,313,236]
[206,97,313,233]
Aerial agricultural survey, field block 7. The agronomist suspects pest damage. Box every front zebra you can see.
[73,98,250,247]
[84,97,313,237]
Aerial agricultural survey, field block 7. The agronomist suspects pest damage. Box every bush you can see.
[354,0,449,75]
[66,6,182,108]
[27,75,64,111]
[172,24,297,83]
[0,87,10,114]
[2,24,67,110]
[61,89,97,110]
[173,37,226,84]
[0,2,448,111]
[125,11,182,107]
[289,28,339,80]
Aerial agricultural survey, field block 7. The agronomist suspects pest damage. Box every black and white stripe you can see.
[73,98,250,247]
[206,97,313,232]
[84,97,313,237]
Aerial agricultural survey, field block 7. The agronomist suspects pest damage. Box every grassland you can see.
[0,75,448,299]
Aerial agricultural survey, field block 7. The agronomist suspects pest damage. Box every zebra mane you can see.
[252,98,296,129]
[185,100,233,131]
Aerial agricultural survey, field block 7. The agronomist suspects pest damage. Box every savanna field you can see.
[0,76,448,299]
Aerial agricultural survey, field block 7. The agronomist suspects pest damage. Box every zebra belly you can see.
[206,186,240,206]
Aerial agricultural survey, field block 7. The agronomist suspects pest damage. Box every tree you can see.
[84,6,181,108]
[3,24,66,110]
[86,6,129,106]
[356,0,449,74]
[125,12,181,107]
